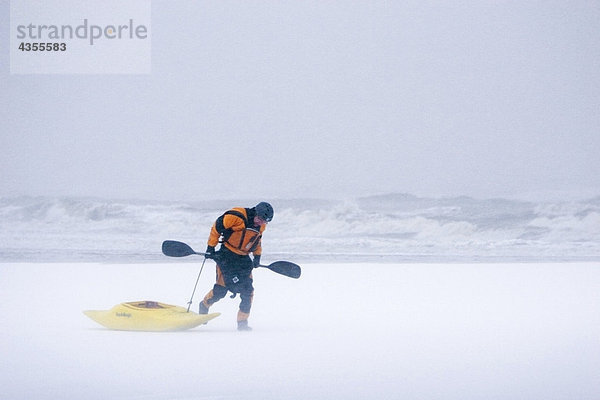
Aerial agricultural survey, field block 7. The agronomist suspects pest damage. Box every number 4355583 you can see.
[18,42,67,51]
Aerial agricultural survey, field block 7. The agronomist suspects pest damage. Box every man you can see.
[199,201,274,331]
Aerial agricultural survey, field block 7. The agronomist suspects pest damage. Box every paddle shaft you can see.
[188,251,283,271]
[162,240,301,279]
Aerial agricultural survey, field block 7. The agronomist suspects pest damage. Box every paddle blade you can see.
[263,261,301,279]
[162,240,198,257]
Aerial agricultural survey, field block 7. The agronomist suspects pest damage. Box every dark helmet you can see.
[254,201,274,222]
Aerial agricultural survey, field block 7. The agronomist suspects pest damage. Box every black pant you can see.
[205,247,254,314]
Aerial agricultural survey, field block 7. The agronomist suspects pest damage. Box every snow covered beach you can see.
[1,195,599,399]
[1,261,599,400]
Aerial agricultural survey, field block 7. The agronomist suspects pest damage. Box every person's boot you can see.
[198,301,209,315]
[237,319,252,331]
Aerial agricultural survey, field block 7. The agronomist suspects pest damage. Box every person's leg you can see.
[237,276,254,330]
[199,265,227,313]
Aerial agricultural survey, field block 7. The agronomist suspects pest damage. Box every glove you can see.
[252,255,261,268]
[205,245,216,259]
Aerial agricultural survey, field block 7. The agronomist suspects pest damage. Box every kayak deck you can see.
[83,300,220,331]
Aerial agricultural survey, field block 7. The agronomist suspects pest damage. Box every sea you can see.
[1,194,599,263]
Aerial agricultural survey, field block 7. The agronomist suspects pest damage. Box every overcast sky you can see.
[2,1,599,202]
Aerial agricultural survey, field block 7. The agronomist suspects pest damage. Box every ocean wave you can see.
[1,195,599,262]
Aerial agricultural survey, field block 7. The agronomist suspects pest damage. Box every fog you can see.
[2,1,599,202]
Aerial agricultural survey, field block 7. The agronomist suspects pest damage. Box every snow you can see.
[1,261,599,400]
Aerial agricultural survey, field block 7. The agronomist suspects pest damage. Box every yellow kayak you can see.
[83,300,220,332]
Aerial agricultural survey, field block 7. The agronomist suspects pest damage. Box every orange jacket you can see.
[208,207,265,256]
